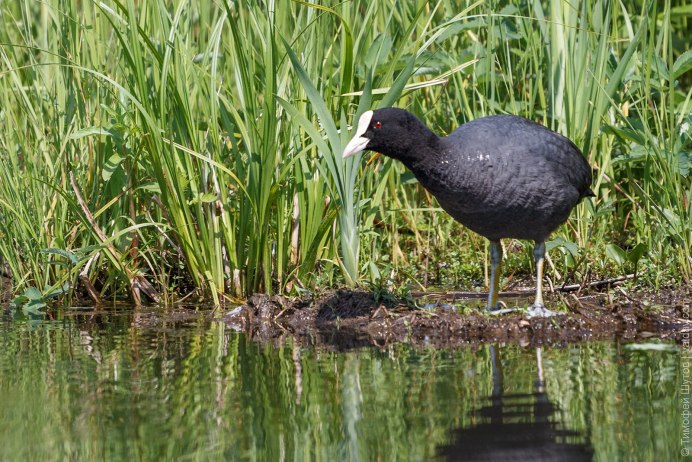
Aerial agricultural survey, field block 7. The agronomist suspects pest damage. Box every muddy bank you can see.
[0,276,12,304]
[219,288,691,349]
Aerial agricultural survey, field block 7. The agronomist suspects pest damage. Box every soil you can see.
[218,287,691,349]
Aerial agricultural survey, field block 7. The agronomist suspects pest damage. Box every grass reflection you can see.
[0,308,680,461]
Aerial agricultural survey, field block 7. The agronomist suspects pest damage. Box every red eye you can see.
[374,121,382,129]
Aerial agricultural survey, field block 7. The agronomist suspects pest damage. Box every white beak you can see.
[343,110,373,158]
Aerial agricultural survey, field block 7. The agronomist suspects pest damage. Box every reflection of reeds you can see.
[0,0,689,303]
[0,321,680,459]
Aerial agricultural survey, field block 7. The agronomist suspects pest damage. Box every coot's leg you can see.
[486,241,523,314]
[527,241,557,317]
[486,240,503,311]
[486,241,521,314]
[533,241,545,307]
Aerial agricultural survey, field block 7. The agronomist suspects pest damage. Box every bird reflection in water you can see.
[438,347,593,461]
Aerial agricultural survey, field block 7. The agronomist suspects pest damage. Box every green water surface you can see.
[0,306,681,461]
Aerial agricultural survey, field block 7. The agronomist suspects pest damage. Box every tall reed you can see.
[0,0,688,304]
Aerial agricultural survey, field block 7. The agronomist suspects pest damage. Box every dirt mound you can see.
[219,288,690,349]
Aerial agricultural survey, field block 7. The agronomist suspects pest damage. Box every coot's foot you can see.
[486,301,522,316]
[526,303,559,318]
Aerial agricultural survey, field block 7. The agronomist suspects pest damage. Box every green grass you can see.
[0,0,689,304]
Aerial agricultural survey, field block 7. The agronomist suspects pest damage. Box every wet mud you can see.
[219,288,691,349]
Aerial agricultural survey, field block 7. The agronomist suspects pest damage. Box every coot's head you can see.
[342,108,436,162]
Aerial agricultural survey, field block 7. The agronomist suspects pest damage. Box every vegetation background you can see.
[0,0,690,307]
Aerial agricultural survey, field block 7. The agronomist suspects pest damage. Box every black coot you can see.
[343,108,593,317]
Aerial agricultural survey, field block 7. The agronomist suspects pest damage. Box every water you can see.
[0,306,681,461]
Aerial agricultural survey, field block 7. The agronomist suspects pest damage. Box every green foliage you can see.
[0,0,689,302]
[10,249,80,312]
[606,242,648,277]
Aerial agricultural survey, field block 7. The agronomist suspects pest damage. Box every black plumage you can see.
[343,107,593,317]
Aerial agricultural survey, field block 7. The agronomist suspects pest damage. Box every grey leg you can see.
[527,241,558,317]
[533,241,545,307]
[486,240,502,311]
[486,241,520,314]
